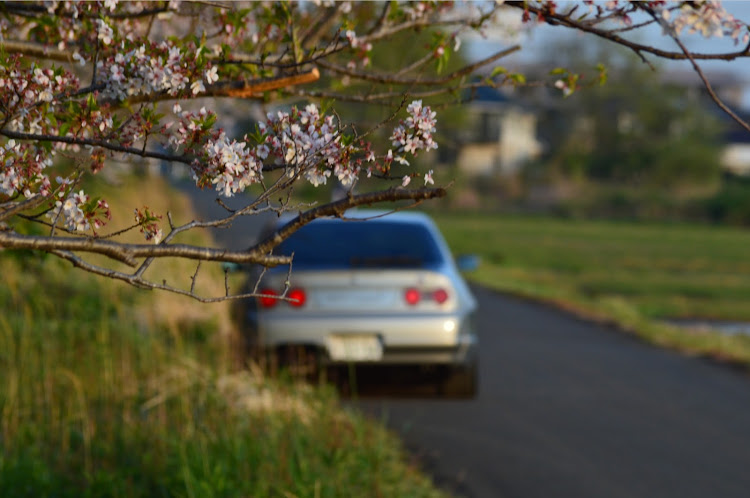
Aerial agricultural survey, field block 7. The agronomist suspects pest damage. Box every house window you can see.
[478,113,500,143]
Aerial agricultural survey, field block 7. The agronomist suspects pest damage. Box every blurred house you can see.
[455,86,542,177]
[721,113,750,175]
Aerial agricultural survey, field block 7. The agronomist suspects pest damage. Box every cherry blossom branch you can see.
[203,68,321,98]
[149,200,277,249]
[0,194,48,222]
[5,186,447,302]
[100,68,322,106]
[0,187,444,270]
[0,231,293,267]
[504,1,750,62]
[557,2,639,29]
[2,2,170,19]
[621,4,750,135]
[655,21,750,134]
[607,17,661,34]
[0,40,73,62]
[48,249,281,303]
[131,200,285,280]
[0,129,194,165]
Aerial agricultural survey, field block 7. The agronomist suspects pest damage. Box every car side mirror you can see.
[455,254,480,272]
[221,261,243,273]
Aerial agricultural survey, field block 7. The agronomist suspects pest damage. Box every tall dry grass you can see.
[0,175,446,497]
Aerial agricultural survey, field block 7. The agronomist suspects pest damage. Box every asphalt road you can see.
[355,286,750,498]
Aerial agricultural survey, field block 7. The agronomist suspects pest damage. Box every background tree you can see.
[1,1,749,301]
[531,38,725,188]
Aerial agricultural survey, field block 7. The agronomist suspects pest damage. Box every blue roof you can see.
[725,111,750,143]
[472,85,512,104]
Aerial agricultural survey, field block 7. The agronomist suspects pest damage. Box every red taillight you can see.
[259,288,306,308]
[288,288,306,307]
[405,287,449,306]
[433,288,449,304]
[404,288,421,306]
[258,288,279,308]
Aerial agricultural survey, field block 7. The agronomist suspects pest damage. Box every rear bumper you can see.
[254,312,477,366]
[369,335,477,366]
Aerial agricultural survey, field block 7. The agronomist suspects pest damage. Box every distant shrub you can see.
[701,177,750,226]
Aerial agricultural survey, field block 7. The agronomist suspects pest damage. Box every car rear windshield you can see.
[275,220,444,269]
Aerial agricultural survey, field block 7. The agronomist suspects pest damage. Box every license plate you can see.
[317,290,393,309]
[325,335,383,361]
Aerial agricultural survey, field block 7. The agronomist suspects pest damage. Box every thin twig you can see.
[190,261,202,294]
[48,249,293,303]
[288,81,489,104]
[317,46,521,86]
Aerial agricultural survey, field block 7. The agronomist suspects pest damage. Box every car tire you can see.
[440,362,478,399]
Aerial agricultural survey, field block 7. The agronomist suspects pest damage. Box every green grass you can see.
[0,177,447,498]
[433,211,750,365]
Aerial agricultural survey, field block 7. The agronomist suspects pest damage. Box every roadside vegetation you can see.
[0,174,446,498]
[434,211,750,366]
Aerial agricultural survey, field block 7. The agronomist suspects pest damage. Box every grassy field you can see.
[433,211,750,366]
[0,175,447,498]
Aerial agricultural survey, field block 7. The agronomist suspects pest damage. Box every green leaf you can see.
[510,73,526,84]
[550,67,568,75]
[319,98,335,114]
[203,114,217,130]
[83,196,101,212]
[596,63,608,86]
[490,66,507,78]
[341,134,354,147]
[436,57,445,75]
[86,92,99,111]
[387,0,402,21]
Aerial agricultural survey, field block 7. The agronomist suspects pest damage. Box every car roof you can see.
[261,209,457,271]
[276,209,435,225]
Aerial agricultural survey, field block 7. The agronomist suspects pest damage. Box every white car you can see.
[243,210,479,396]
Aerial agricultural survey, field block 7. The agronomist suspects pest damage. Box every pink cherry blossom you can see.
[424,170,434,186]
